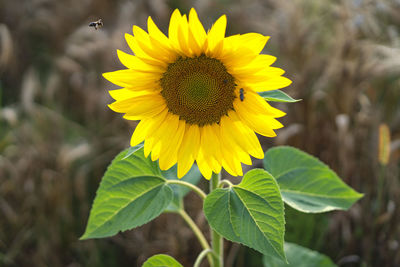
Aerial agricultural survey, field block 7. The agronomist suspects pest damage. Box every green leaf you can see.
[258,90,300,103]
[142,254,183,267]
[204,169,286,261]
[263,242,337,267]
[81,148,173,239]
[122,143,144,159]
[264,146,363,213]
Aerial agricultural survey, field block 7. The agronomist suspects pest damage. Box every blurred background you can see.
[1,0,399,266]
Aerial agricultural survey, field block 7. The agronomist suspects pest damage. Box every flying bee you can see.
[239,88,245,101]
[89,19,103,30]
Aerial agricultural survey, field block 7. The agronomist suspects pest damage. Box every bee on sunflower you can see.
[104,8,291,179]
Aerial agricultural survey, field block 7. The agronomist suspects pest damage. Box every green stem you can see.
[219,179,233,188]
[193,249,215,267]
[210,172,223,267]
[178,209,214,267]
[166,180,206,200]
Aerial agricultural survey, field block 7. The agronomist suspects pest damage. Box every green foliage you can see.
[204,169,286,261]
[122,143,144,159]
[264,146,363,213]
[258,90,300,103]
[81,147,173,239]
[263,242,336,267]
[284,206,328,250]
[81,147,202,239]
[142,254,183,267]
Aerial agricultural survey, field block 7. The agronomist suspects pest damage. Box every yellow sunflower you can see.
[104,8,291,179]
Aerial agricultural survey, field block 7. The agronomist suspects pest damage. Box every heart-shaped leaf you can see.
[81,148,173,239]
[264,146,363,213]
[263,242,337,267]
[204,169,286,261]
[142,254,183,267]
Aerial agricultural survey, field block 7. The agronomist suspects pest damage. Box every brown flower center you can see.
[160,55,236,126]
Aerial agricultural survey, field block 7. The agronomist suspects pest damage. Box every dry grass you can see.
[1,0,399,266]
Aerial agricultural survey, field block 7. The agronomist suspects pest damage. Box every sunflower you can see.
[104,8,291,179]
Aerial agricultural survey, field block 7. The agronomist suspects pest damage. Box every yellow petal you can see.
[143,109,169,157]
[177,124,200,178]
[222,34,241,51]
[103,69,160,89]
[188,26,202,56]
[146,18,177,61]
[177,155,194,179]
[223,154,243,177]
[189,8,207,41]
[169,9,183,52]
[151,141,162,161]
[239,33,270,54]
[246,76,292,92]
[109,88,154,101]
[234,67,285,82]
[108,93,165,115]
[225,112,264,159]
[220,117,252,165]
[209,157,222,174]
[219,127,243,176]
[188,8,207,55]
[133,26,170,62]
[229,54,277,76]
[240,89,286,118]
[221,157,238,177]
[145,109,168,137]
[201,125,222,165]
[144,137,154,158]
[123,105,165,121]
[125,33,167,67]
[159,119,185,170]
[150,113,179,161]
[196,148,213,180]
[234,102,282,137]
[130,119,150,146]
[199,127,222,174]
[207,15,227,56]
[117,50,165,73]
[147,16,170,46]
[177,14,191,56]
[149,36,177,63]
[221,46,258,69]
[181,124,201,159]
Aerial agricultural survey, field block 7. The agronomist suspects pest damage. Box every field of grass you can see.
[1,0,399,266]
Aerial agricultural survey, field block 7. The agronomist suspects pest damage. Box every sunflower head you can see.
[160,55,236,126]
[104,8,292,179]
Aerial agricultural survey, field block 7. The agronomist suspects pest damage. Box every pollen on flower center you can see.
[160,55,236,126]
